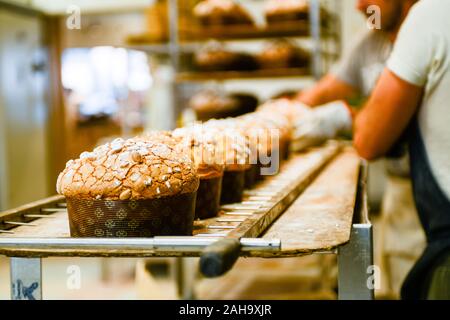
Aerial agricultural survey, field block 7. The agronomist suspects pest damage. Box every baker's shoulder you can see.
[413,0,445,11]
[395,0,447,40]
[406,0,445,23]
[349,30,388,55]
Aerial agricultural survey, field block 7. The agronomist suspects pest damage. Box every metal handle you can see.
[200,238,241,278]
[0,237,280,252]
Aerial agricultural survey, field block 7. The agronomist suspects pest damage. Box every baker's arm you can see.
[353,68,423,161]
[296,74,357,107]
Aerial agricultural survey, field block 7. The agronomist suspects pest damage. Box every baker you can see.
[354,0,450,299]
[295,0,422,297]
[296,0,450,299]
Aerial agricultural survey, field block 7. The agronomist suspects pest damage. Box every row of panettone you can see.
[56,99,310,238]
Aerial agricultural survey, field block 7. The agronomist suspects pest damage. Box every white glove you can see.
[291,101,353,151]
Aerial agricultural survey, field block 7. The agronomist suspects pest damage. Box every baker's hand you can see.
[257,98,311,120]
[291,101,353,151]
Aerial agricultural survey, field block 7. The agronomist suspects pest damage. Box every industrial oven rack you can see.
[0,143,373,300]
[127,0,342,129]
[132,0,342,77]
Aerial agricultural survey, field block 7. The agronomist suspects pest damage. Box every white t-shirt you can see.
[387,0,450,199]
[332,30,392,97]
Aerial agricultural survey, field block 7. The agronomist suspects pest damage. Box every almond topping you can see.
[144,178,152,187]
[119,189,132,200]
[131,151,143,163]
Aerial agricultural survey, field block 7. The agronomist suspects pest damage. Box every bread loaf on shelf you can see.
[257,40,311,69]
[264,0,310,24]
[193,0,254,26]
[194,43,258,72]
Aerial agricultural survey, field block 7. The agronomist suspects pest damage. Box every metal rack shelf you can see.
[126,0,342,128]
[128,0,341,75]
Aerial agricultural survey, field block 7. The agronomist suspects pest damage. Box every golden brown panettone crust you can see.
[57,137,199,201]
[172,127,225,179]
[202,119,253,171]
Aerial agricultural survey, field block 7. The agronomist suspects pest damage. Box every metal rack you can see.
[166,0,341,77]
[128,0,342,127]
[0,144,374,300]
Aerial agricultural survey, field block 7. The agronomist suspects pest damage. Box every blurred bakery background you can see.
[0,0,389,300]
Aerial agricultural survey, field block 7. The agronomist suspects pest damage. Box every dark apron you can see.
[401,119,450,299]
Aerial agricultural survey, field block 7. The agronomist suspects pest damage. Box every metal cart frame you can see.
[6,226,373,300]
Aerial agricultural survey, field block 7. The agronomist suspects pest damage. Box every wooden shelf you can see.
[176,67,312,82]
[179,20,312,41]
[127,20,337,48]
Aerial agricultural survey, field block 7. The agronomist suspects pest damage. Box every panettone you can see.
[195,42,258,72]
[194,0,254,26]
[189,90,240,121]
[203,119,254,203]
[230,93,259,115]
[204,117,261,187]
[255,99,315,159]
[203,119,252,171]
[173,126,225,219]
[264,0,310,23]
[189,90,259,122]
[257,40,310,69]
[57,137,199,237]
[257,98,311,125]
[57,137,198,200]
[236,114,283,176]
[236,107,297,178]
[173,126,225,179]
[139,130,181,146]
